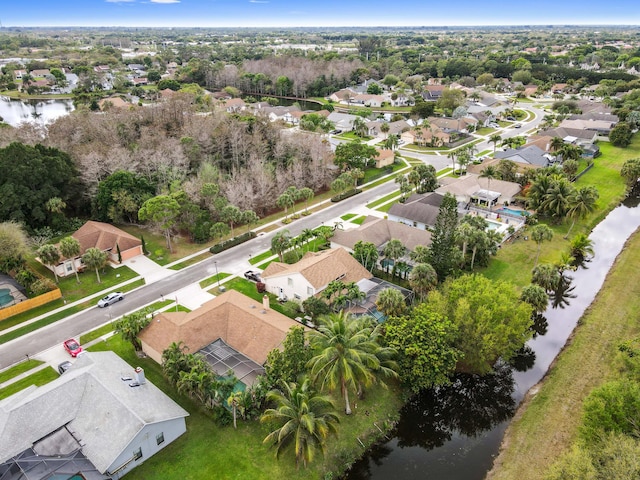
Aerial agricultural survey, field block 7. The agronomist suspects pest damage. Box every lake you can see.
[0,96,75,127]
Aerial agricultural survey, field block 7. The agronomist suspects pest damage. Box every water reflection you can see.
[548,273,576,309]
[530,313,549,338]
[508,346,536,373]
[0,97,74,127]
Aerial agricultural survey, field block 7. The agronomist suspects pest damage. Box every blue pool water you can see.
[497,207,529,217]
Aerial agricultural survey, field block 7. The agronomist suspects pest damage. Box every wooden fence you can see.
[0,289,62,321]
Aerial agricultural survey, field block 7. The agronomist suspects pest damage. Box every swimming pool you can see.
[0,288,14,307]
[497,207,529,217]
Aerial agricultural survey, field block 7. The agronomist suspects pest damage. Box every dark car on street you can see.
[244,270,261,282]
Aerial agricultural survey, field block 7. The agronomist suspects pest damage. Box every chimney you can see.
[134,367,146,385]
[262,295,269,311]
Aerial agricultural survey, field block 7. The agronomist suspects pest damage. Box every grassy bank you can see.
[487,228,640,480]
[89,335,403,480]
[482,138,636,287]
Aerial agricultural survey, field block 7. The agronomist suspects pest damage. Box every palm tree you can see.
[531,224,554,266]
[45,197,66,215]
[565,186,599,238]
[82,247,109,283]
[383,239,407,277]
[161,341,192,385]
[38,244,61,283]
[409,245,430,264]
[228,391,244,429]
[261,378,339,468]
[277,192,294,222]
[299,187,314,215]
[569,233,594,264]
[447,150,458,174]
[307,312,397,414]
[550,136,564,153]
[59,236,81,283]
[285,186,301,218]
[271,230,292,262]
[408,263,438,300]
[375,287,406,317]
[380,122,390,138]
[456,222,476,264]
[479,165,499,201]
[489,134,502,153]
[221,204,242,237]
[541,176,575,220]
[350,168,364,190]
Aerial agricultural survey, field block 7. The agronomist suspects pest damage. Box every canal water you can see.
[346,189,640,479]
[0,96,74,127]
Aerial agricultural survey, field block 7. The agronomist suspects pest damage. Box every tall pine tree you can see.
[428,193,460,281]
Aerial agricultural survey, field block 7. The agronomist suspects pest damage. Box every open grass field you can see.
[88,335,403,480]
[487,228,640,480]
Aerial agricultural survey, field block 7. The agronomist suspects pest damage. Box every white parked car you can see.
[98,292,124,307]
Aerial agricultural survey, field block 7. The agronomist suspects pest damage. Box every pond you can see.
[345,189,640,480]
[0,96,74,127]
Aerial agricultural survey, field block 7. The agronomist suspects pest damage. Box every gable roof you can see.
[436,173,522,200]
[494,145,551,167]
[71,221,141,256]
[0,352,188,473]
[331,216,432,251]
[138,289,299,365]
[388,192,445,227]
[261,248,373,291]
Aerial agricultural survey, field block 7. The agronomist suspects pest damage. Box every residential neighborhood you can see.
[1,22,640,480]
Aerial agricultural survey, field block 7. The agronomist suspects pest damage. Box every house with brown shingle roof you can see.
[44,221,143,278]
[374,148,395,168]
[261,248,373,303]
[436,173,522,208]
[388,192,446,230]
[138,290,301,385]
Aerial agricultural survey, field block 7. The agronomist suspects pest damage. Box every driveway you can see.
[122,255,172,284]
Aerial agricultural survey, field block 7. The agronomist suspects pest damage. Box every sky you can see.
[2,0,639,28]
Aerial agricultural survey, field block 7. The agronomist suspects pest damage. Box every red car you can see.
[63,338,83,357]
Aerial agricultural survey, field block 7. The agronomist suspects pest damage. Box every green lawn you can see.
[367,190,401,209]
[341,213,357,221]
[223,277,292,318]
[352,216,367,225]
[249,250,275,266]
[335,132,371,141]
[88,334,403,480]
[476,127,497,135]
[199,272,231,289]
[0,279,145,345]
[362,162,405,184]
[168,251,213,270]
[481,138,635,288]
[0,359,44,384]
[0,367,59,400]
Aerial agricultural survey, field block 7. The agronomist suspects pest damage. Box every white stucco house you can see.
[260,248,373,303]
[0,352,188,480]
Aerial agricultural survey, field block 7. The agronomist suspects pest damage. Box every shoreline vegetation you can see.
[486,226,640,480]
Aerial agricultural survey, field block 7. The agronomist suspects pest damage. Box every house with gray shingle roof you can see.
[331,216,432,254]
[387,192,446,230]
[494,145,554,168]
[0,352,188,480]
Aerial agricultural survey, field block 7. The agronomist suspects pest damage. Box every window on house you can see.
[294,294,301,300]
[413,221,418,227]
[288,278,293,287]
[133,448,143,461]
[307,287,313,296]
[65,262,73,272]
[156,432,165,445]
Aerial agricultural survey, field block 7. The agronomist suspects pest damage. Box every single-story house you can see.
[44,221,143,278]
[0,352,188,480]
[328,88,357,104]
[98,96,131,110]
[327,112,360,132]
[400,126,451,147]
[139,290,301,386]
[331,216,433,254]
[494,145,555,168]
[374,148,395,168]
[535,127,598,144]
[422,85,445,101]
[429,116,477,132]
[436,173,522,208]
[222,98,246,113]
[387,192,445,230]
[352,94,385,108]
[261,248,373,303]
[559,118,617,135]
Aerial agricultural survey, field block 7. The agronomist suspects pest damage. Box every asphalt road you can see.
[0,103,548,368]
[0,178,401,369]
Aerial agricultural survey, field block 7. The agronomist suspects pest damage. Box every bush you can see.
[30,278,56,296]
[209,231,257,254]
[331,188,362,203]
[256,282,266,293]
